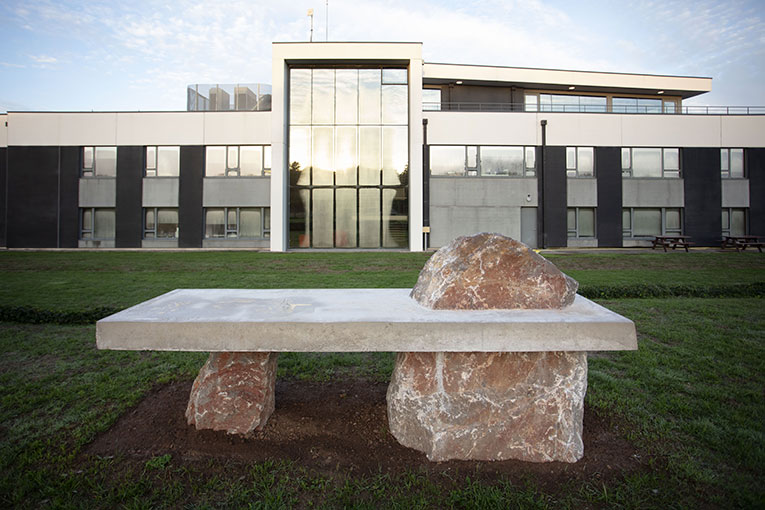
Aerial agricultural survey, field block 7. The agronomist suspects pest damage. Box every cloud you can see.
[28,55,57,64]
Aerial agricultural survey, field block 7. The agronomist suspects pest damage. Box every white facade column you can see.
[269,45,288,252]
[408,59,424,251]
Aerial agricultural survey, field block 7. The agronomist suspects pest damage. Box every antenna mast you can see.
[307,8,314,42]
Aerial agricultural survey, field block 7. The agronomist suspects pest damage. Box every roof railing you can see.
[423,102,765,115]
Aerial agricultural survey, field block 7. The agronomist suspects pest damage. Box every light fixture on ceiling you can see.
[658,90,665,94]
[568,86,575,90]
[455,80,463,85]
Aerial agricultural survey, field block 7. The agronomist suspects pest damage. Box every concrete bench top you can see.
[96,289,637,353]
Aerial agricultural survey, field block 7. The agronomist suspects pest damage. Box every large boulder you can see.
[186,352,278,434]
[410,233,577,310]
[388,233,586,462]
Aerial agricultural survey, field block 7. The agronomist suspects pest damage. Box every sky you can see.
[1,0,764,112]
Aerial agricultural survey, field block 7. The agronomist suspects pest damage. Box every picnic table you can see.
[721,235,764,252]
[652,235,694,252]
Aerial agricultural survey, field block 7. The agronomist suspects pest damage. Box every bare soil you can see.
[84,378,648,489]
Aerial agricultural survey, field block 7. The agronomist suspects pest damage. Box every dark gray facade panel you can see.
[58,147,80,248]
[683,148,721,246]
[115,146,144,248]
[595,147,623,247]
[6,146,60,247]
[445,85,513,106]
[0,147,6,247]
[748,148,765,236]
[543,146,567,248]
[179,146,204,248]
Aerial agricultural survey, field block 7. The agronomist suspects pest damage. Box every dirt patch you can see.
[84,378,646,487]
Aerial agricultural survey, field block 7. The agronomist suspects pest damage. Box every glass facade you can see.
[288,67,409,249]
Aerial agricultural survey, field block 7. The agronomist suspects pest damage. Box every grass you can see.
[0,250,763,508]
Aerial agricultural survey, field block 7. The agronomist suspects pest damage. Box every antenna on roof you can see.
[325,1,329,41]
[307,8,314,42]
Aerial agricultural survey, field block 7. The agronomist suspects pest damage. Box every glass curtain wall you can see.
[288,67,409,249]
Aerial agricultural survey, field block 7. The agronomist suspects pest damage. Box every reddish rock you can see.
[186,352,278,434]
[387,351,587,462]
[410,233,578,310]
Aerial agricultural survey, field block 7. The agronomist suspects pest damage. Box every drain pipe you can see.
[422,118,430,250]
[539,119,547,249]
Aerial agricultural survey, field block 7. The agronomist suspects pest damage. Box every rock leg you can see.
[186,352,278,434]
[386,351,587,462]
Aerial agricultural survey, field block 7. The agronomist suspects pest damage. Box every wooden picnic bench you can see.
[721,235,764,252]
[652,235,694,252]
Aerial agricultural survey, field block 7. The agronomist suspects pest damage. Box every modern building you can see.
[1,42,763,251]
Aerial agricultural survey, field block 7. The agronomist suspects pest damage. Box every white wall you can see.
[0,114,8,147]
[6,111,271,146]
[425,112,765,148]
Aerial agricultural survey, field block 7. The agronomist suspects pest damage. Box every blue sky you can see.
[1,0,763,112]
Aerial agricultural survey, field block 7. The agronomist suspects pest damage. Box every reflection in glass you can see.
[359,69,381,124]
[382,85,407,124]
[730,149,744,178]
[289,188,309,247]
[157,147,179,177]
[638,98,662,113]
[83,147,94,172]
[613,97,638,113]
[581,96,607,112]
[240,146,263,176]
[240,208,262,238]
[633,209,661,236]
[335,127,357,186]
[566,147,577,171]
[621,148,631,172]
[312,189,334,248]
[157,209,178,238]
[290,69,312,124]
[731,209,746,236]
[466,146,478,169]
[312,127,334,186]
[665,209,681,234]
[383,188,408,247]
[336,189,357,247]
[524,95,538,112]
[145,209,155,232]
[146,147,157,176]
[359,127,381,185]
[335,70,358,124]
[622,209,631,236]
[632,148,662,178]
[383,126,407,185]
[577,147,594,176]
[481,146,523,176]
[382,69,407,84]
[567,209,576,237]
[312,69,334,124]
[206,147,226,176]
[227,146,238,172]
[525,147,536,172]
[579,208,595,236]
[205,209,225,238]
[289,127,311,185]
[359,189,380,248]
[423,89,441,111]
[430,146,465,176]
[94,209,115,238]
[95,147,117,177]
[663,148,679,177]
[264,146,271,175]
[227,209,237,237]
[81,209,92,238]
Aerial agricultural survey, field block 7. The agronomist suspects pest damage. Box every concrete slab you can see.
[96,289,636,353]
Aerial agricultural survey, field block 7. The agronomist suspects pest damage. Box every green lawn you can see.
[0,250,763,508]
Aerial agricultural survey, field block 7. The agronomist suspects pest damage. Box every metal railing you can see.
[423,102,765,115]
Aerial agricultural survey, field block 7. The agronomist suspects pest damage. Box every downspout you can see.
[422,118,430,250]
[539,119,547,249]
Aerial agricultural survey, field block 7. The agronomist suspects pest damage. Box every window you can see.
[205,146,271,177]
[80,208,115,239]
[423,88,441,111]
[81,147,116,177]
[566,147,594,177]
[143,208,179,239]
[430,146,536,177]
[529,93,607,113]
[623,208,682,238]
[722,208,747,237]
[204,207,270,239]
[721,149,744,178]
[567,208,596,238]
[621,148,680,178]
[145,147,180,177]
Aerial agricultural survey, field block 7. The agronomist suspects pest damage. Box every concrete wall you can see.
[203,178,270,207]
[622,179,684,207]
[79,178,116,207]
[542,146,567,248]
[721,180,749,207]
[142,178,179,207]
[115,146,144,248]
[683,148,721,246]
[429,177,537,247]
[595,147,623,247]
[566,179,597,206]
[179,146,205,248]
[0,114,7,147]
[748,149,765,236]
